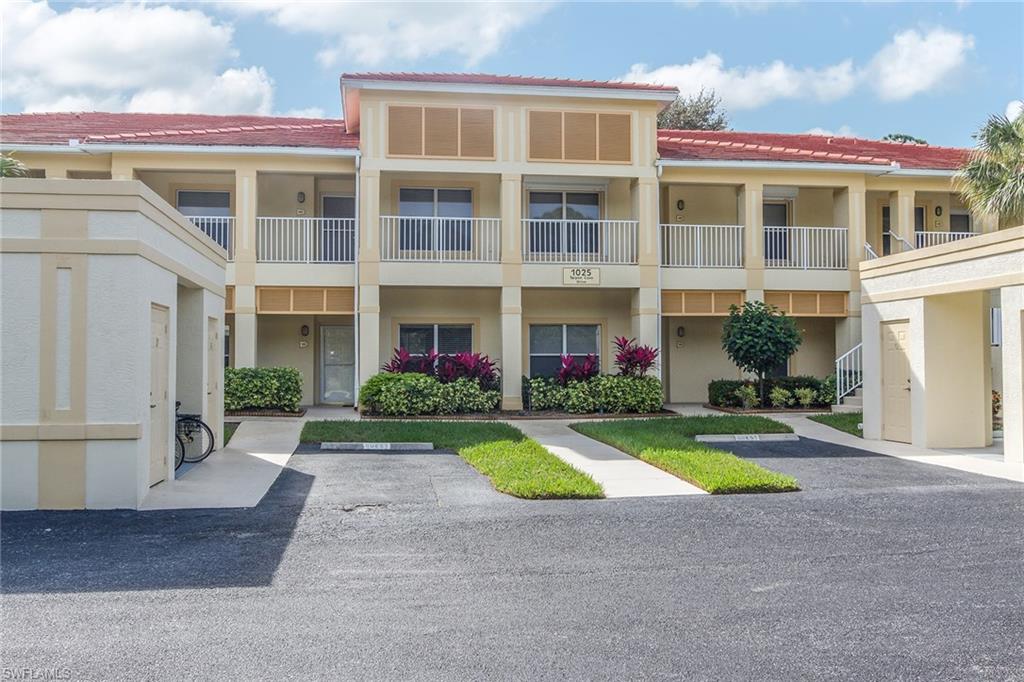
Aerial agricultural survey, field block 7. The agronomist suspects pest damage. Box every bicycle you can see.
[175,401,215,465]
[175,434,185,470]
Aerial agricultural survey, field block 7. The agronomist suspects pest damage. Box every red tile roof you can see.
[657,130,968,170]
[0,112,358,149]
[341,72,679,93]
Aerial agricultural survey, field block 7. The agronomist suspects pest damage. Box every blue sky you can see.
[3,1,1021,147]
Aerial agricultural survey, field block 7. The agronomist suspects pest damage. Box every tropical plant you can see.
[555,353,600,386]
[794,387,817,409]
[955,113,1024,222]
[382,347,437,374]
[613,336,659,378]
[0,154,29,178]
[657,88,729,130]
[435,351,500,390]
[721,301,802,403]
[733,384,760,409]
[769,387,793,409]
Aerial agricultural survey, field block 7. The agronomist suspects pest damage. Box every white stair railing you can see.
[187,216,234,260]
[863,242,879,260]
[835,342,863,404]
[884,231,915,254]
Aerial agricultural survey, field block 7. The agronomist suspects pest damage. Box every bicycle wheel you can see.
[174,435,185,470]
[179,418,215,463]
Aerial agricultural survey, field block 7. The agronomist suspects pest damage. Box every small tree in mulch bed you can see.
[721,301,802,405]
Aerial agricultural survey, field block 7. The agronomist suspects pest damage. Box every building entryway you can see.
[881,320,912,443]
[320,325,355,404]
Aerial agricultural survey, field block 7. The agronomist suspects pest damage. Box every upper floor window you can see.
[176,190,230,217]
[527,191,600,254]
[398,188,472,251]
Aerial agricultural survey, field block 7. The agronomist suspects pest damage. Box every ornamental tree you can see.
[721,301,802,403]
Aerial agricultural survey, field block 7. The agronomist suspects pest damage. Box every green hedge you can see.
[359,372,500,416]
[708,375,827,408]
[525,375,663,414]
[225,367,302,412]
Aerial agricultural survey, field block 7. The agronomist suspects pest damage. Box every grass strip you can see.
[809,412,863,438]
[301,420,603,499]
[224,422,239,446]
[571,416,799,494]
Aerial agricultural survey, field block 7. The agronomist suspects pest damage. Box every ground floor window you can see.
[528,324,600,377]
[398,323,473,355]
[224,325,231,368]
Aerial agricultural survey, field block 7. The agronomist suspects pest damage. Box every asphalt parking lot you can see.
[3,438,1022,680]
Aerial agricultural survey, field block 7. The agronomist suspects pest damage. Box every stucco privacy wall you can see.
[860,226,1024,471]
[0,179,227,510]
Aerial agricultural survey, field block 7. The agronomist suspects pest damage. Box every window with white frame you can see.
[527,191,600,254]
[950,211,973,233]
[528,324,600,377]
[398,188,472,251]
[177,190,232,251]
[398,324,473,356]
[991,308,1002,346]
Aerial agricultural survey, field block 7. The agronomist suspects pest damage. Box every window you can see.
[398,188,472,251]
[527,191,600,254]
[176,190,230,217]
[224,325,231,369]
[398,324,473,355]
[950,212,973,233]
[991,308,1002,346]
[763,202,789,261]
[528,324,600,378]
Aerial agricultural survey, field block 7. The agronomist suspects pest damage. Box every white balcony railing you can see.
[188,216,234,260]
[660,224,744,268]
[257,217,355,263]
[764,226,848,270]
[522,219,638,264]
[380,216,501,262]
[916,231,979,249]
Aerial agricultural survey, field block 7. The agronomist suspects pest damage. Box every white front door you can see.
[149,305,170,486]
[882,321,912,443]
[320,325,355,405]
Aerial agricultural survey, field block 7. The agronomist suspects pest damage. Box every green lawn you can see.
[224,422,239,445]
[571,416,799,494]
[809,412,863,438]
[301,420,603,500]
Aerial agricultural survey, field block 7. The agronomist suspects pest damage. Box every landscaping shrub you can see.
[525,375,663,414]
[794,387,817,408]
[721,300,802,403]
[436,378,501,414]
[360,373,499,416]
[555,353,600,385]
[613,336,659,378]
[708,379,746,407]
[734,384,760,409]
[819,374,838,406]
[769,386,793,409]
[224,367,303,412]
[709,376,828,408]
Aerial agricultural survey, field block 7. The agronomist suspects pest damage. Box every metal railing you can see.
[884,231,915,255]
[916,231,979,249]
[660,224,744,268]
[256,217,355,263]
[863,242,879,260]
[380,216,501,262]
[764,226,848,270]
[187,216,234,260]
[835,342,863,404]
[521,219,638,264]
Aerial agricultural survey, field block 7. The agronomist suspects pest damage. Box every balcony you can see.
[764,226,848,270]
[257,217,355,263]
[660,224,744,268]
[916,230,979,249]
[187,216,234,260]
[521,219,638,264]
[380,216,501,262]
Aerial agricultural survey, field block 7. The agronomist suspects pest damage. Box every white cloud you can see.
[623,26,973,110]
[867,28,974,101]
[804,125,856,137]
[224,1,554,68]
[1,2,274,114]
[283,107,328,119]
[1007,100,1024,122]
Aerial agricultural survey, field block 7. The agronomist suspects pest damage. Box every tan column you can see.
[631,287,661,381]
[359,169,381,265]
[500,173,522,286]
[500,286,523,410]
[357,169,382,393]
[232,168,258,368]
[110,155,134,181]
[233,309,257,368]
[357,284,380,389]
[894,188,916,251]
[740,181,764,295]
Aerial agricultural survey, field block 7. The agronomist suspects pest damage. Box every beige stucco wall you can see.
[662,184,739,225]
[791,317,837,377]
[663,316,741,403]
[135,170,235,210]
[256,314,354,406]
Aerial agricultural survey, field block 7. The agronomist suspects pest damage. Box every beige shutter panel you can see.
[529,110,563,160]
[598,113,631,162]
[424,107,459,157]
[459,108,494,158]
[564,112,598,161]
[388,106,424,156]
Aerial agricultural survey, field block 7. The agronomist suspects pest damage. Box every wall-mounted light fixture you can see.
[300,325,310,337]
[934,206,943,217]
[676,199,686,211]
[676,326,685,338]
[297,191,306,204]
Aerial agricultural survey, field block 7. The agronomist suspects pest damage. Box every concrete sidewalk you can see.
[141,419,303,510]
[773,414,1024,483]
[513,420,706,498]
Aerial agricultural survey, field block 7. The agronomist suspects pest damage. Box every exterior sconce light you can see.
[676,326,685,338]
[300,325,310,337]
[934,206,942,217]
[297,191,306,204]
[676,199,685,211]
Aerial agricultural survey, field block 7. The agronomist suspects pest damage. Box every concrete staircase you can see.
[833,387,863,414]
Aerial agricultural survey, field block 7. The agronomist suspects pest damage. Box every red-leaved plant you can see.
[613,336,659,378]
[383,348,500,390]
[555,353,600,386]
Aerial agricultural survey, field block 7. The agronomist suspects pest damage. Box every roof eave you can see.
[657,158,909,175]
[2,142,359,157]
[340,78,678,103]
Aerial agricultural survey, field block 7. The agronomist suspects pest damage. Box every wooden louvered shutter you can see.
[564,112,598,161]
[424,107,459,157]
[459,108,494,158]
[598,113,631,162]
[388,106,423,156]
[529,111,563,160]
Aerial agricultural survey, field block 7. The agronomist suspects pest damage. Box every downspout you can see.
[655,158,664,393]
[353,150,361,409]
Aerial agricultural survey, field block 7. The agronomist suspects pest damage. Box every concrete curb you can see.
[320,442,434,452]
[695,434,800,443]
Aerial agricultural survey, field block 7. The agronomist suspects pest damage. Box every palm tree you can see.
[0,153,29,178]
[955,114,1024,222]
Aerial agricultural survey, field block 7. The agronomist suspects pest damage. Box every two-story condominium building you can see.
[2,73,1002,411]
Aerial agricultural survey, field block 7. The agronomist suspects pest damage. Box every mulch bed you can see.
[704,404,830,415]
[225,408,307,418]
[359,409,678,421]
